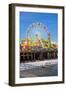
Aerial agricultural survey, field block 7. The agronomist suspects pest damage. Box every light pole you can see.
[48,33,51,49]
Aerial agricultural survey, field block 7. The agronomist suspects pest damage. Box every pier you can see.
[20,49,58,62]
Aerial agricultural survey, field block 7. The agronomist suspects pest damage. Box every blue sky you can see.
[20,12,58,43]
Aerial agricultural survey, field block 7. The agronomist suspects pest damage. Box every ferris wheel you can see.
[25,22,51,49]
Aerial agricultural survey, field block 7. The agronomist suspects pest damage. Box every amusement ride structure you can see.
[21,22,52,51]
[20,22,58,62]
